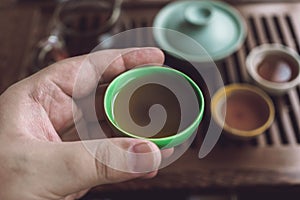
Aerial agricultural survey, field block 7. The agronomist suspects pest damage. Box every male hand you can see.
[0,48,166,200]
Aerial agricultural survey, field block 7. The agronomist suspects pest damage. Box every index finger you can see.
[43,47,165,98]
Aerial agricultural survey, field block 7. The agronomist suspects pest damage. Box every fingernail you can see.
[133,142,152,153]
[128,142,161,173]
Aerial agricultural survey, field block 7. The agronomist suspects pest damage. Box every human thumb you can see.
[34,138,161,197]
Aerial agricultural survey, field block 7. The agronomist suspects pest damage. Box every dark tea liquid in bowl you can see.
[257,54,299,83]
[112,71,199,138]
[221,90,270,131]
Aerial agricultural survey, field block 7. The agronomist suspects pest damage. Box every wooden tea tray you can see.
[1,0,300,198]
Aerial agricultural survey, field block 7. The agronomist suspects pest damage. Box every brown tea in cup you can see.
[211,84,275,139]
[221,90,270,131]
[112,71,200,139]
[257,54,299,83]
[246,44,300,95]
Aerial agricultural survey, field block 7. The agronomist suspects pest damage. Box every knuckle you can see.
[95,144,114,183]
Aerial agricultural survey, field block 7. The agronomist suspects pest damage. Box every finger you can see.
[86,121,174,158]
[161,148,174,158]
[43,47,165,98]
[87,121,114,139]
[32,138,162,197]
[86,121,174,159]
[60,120,113,141]
[141,148,174,180]
[76,84,107,123]
[59,117,88,141]
[74,189,90,199]
[64,189,89,200]
[142,171,158,179]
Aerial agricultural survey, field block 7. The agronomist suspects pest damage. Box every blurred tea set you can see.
[33,0,300,141]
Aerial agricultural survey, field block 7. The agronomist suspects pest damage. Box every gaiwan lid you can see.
[153,0,247,62]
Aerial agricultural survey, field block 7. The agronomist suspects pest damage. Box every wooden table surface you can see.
[1,0,300,199]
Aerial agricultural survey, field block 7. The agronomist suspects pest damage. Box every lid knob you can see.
[184,3,213,26]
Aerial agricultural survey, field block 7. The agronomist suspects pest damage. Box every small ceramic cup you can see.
[246,44,300,96]
[104,66,205,148]
[211,84,275,139]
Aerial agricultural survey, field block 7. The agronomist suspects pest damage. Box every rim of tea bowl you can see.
[104,66,205,149]
[246,43,300,96]
[211,84,275,139]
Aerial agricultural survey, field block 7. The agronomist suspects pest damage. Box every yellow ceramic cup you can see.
[211,84,275,139]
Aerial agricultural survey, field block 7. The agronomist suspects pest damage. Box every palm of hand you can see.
[0,48,164,200]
